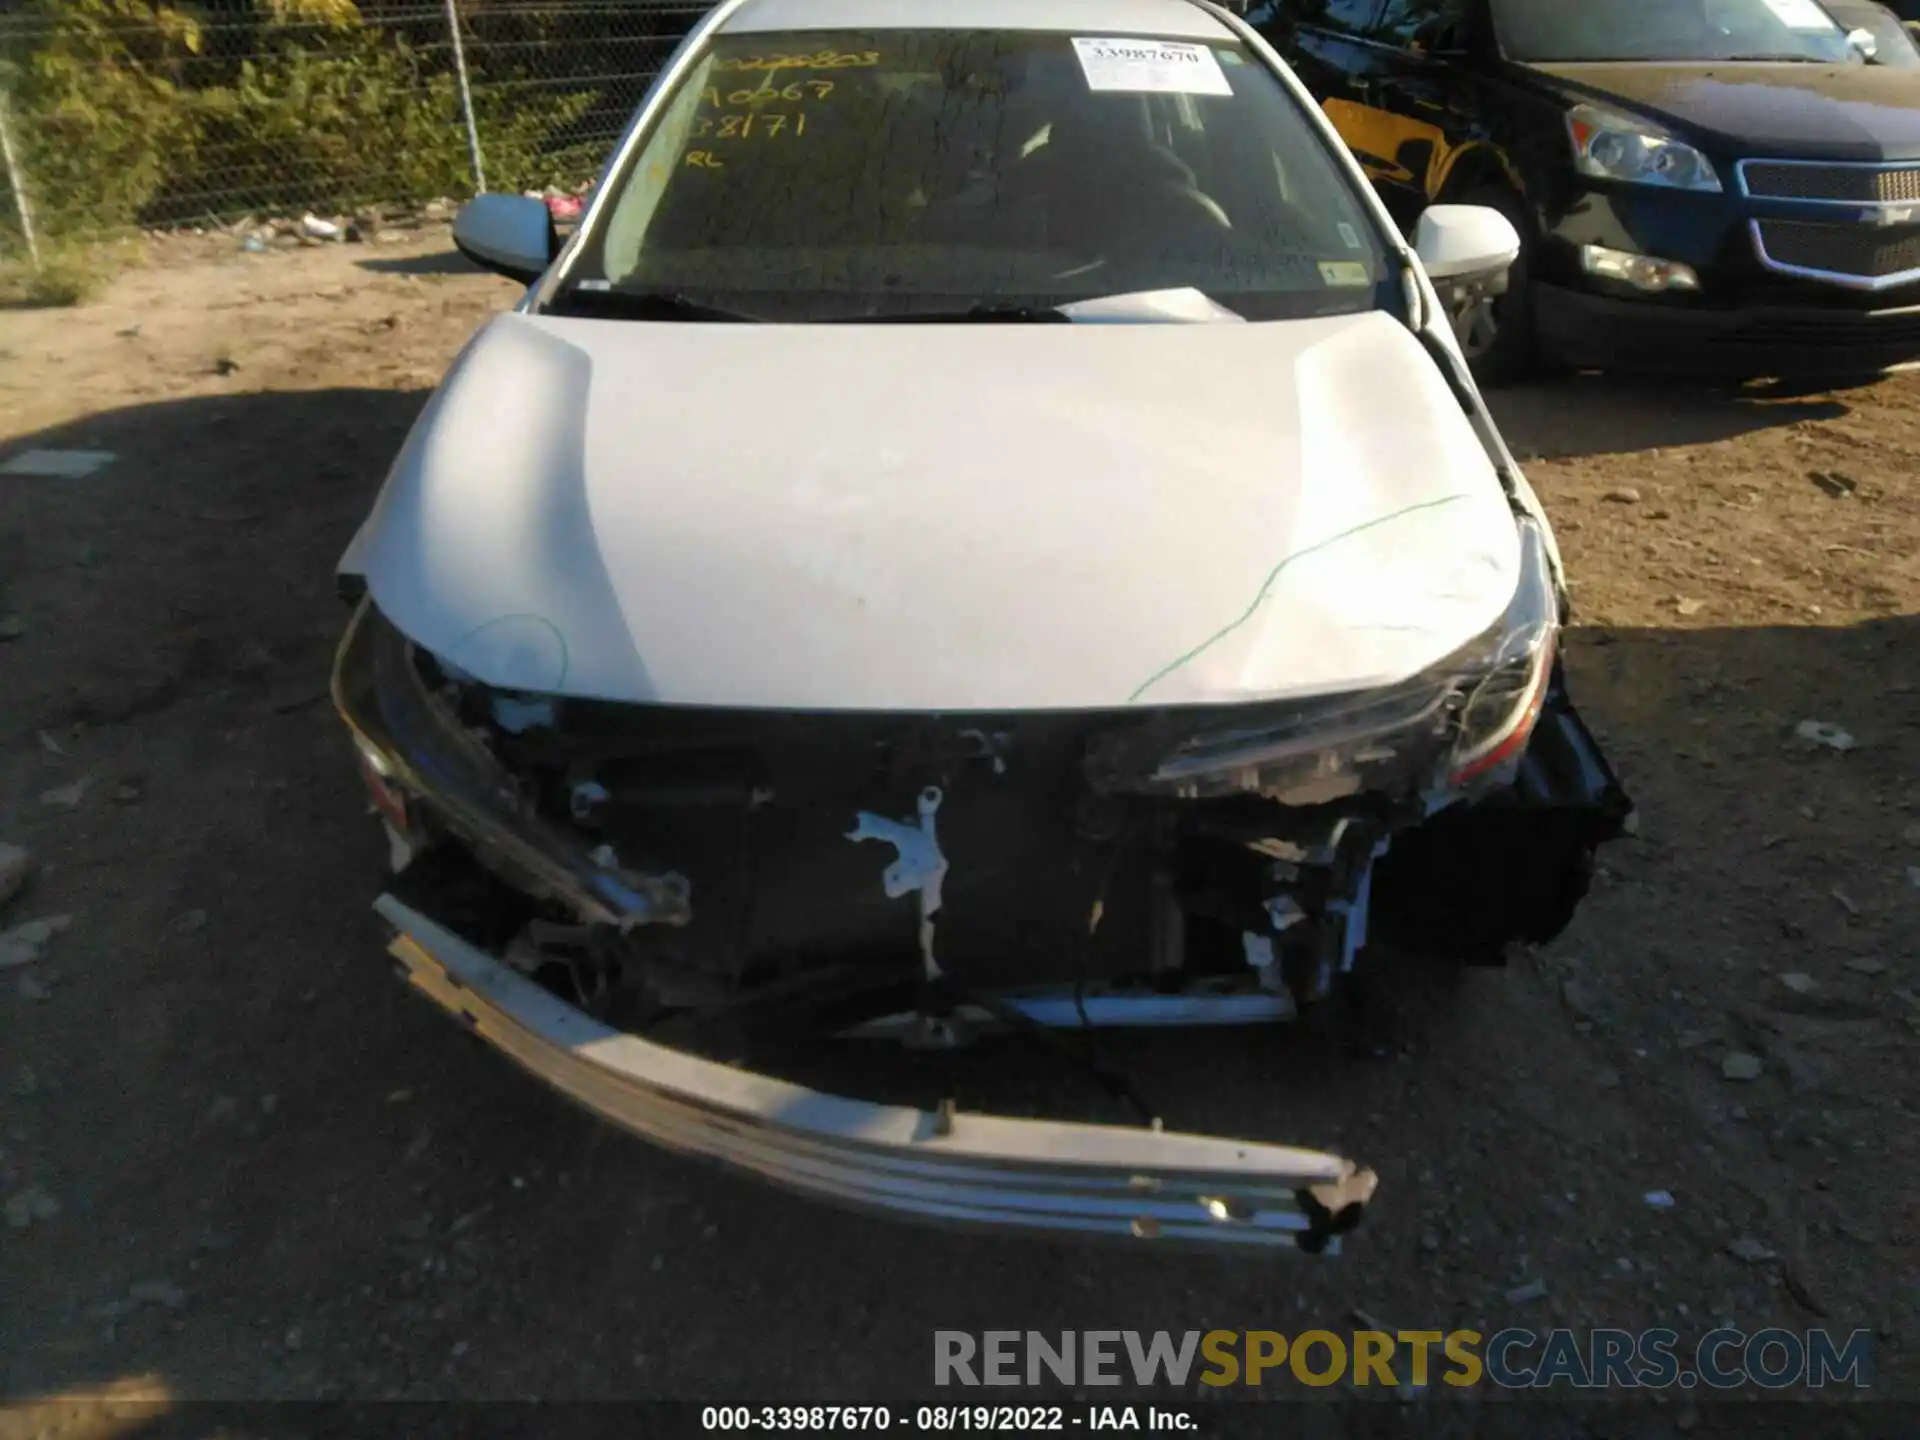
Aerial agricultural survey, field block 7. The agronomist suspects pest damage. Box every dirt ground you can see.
[1,232,1916,1434]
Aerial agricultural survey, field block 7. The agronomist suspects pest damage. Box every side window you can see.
[1374,0,1469,51]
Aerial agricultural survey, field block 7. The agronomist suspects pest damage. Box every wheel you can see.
[1448,184,1543,388]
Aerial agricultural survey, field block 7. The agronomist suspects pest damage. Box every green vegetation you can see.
[0,0,605,252]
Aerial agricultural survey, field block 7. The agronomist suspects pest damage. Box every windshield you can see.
[1493,0,1858,63]
[555,28,1395,322]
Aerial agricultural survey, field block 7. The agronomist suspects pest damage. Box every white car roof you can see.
[722,0,1234,40]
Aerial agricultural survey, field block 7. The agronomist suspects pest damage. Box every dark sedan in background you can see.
[1249,0,1920,382]
[1827,0,1920,67]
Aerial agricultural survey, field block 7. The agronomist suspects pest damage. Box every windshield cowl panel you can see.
[550,27,1396,325]
[1495,0,1859,65]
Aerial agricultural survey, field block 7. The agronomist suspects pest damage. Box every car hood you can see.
[342,310,1520,712]
[1530,61,1920,159]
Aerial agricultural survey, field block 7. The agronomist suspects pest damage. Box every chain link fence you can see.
[0,0,709,263]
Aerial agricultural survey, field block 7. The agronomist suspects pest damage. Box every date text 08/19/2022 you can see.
[701,1406,1195,1432]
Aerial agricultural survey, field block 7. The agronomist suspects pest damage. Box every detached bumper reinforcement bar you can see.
[377,896,1377,1252]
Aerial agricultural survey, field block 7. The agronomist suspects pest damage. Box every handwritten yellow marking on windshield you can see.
[689,111,809,140]
[713,51,878,72]
[703,81,835,107]
[684,150,724,169]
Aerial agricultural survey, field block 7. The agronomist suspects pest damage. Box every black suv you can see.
[1246,0,1920,383]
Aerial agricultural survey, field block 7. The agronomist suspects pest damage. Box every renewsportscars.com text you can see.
[933,1328,1873,1391]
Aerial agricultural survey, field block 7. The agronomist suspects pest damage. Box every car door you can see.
[1361,1,1515,218]
[1243,3,1403,192]
[1248,1,1469,228]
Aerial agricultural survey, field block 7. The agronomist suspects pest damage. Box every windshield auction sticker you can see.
[1071,37,1232,95]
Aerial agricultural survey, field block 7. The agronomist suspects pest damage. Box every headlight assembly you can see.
[1084,520,1559,804]
[1566,103,1722,193]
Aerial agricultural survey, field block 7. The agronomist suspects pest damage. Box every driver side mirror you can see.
[1414,204,1521,288]
[1847,26,1880,60]
[452,193,556,284]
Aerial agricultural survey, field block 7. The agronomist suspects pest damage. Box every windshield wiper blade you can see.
[1720,53,1828,62]
[550,288,762,322]
[847,302,1072,324]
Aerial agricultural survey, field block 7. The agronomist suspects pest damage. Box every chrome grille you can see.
[1755,219,1920,280]
[1740,161,1920,204]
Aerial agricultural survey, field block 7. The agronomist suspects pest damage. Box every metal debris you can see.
[1643,1190,1676,1210]
[1808,470,1857,498]
[1795,720,1857,752]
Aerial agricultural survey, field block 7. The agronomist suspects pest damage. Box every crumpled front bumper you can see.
[378,895,1377,1252]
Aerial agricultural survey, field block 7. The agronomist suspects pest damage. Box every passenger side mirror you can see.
[452,193,556,284]
[1414,203,1521,286]
[1847,26,1880,60]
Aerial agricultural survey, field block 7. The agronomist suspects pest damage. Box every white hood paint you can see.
[343,310,1520,711]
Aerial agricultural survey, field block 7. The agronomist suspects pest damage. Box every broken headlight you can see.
[1085,519,1558,804]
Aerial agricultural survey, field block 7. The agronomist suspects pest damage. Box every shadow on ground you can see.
[0,388,1914,1422]
[0,389,429,733]
[355,250,486,278]
[1488,373,1854,459]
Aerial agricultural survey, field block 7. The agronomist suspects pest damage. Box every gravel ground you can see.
[0,231,1915,1436]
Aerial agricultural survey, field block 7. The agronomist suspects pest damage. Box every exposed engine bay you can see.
[336,512,1628,1103]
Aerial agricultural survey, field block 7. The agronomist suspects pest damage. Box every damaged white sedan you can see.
[331,0,1630,1251]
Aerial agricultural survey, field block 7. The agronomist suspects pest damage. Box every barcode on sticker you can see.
[1071,37,1233,96]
